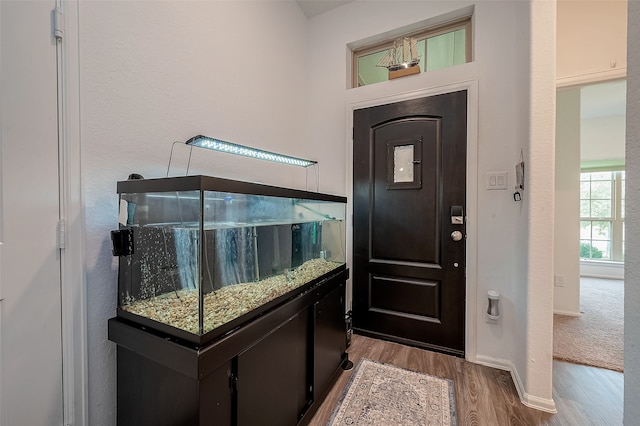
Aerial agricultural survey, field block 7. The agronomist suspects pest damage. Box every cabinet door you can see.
[314,283,346,399]
[237,308,311,426]
[117,347,199,426]
[199,361,233,425]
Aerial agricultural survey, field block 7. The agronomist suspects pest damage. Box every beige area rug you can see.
[327,358,457,426]
[553,277,623,372]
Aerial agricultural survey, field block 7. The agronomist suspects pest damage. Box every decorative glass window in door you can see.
[387,139,422,190]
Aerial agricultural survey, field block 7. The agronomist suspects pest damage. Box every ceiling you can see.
[296,0,352,18]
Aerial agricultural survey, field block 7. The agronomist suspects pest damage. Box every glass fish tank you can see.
[111,175,347,346]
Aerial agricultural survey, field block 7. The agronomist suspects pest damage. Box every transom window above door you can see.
[351,17,472,88]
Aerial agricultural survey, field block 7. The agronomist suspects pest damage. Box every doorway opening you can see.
[553,79,625,374]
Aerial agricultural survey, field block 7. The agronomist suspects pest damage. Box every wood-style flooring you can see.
[308,334,623,425]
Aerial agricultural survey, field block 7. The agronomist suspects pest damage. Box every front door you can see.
[352,91,467,356]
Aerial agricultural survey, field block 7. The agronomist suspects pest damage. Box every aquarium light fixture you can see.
[185,135,317,168]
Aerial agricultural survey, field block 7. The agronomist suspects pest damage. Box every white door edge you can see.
[57,1,88,424]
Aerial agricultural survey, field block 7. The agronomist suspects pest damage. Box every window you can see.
[580,170,625,261]
[352,18,472,88]
[386,138,422,190]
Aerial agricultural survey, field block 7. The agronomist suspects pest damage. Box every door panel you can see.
[0,1,63,424]
[370,276,440,318]
[372,119,440,264]
[353,91,466,356]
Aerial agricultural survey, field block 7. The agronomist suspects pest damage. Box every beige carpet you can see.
[553,277,623,372]
[327,358,457,426]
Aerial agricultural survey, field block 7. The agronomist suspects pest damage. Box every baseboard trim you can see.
[475,355,557,414]
[553,309,580,317]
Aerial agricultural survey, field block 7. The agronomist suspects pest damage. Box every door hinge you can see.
[58,218,66,249]
[54,6,64,40]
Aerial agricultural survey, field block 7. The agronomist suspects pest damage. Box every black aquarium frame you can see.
[116,174,346,202]
[115,175,347,348]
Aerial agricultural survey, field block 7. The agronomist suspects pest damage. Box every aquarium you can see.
[111,175,347,345]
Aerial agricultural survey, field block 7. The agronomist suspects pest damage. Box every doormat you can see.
[327,358,457,426]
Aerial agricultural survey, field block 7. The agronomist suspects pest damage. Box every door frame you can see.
[58,0,89,424]
[0,0,85,423]
[345,80,479,362]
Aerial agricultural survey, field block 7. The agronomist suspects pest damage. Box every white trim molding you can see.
[553,309,580,317]
[58,1,88,424]
[476,355,558,414]
[556,68,626,89]
[580,260,624,280]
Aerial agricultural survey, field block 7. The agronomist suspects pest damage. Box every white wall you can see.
[79,2,315,424]
[554,2,627,322]
[307,0,554,410]
[581,115,626,162]
[76,0,562,420]
[557,0,627,86]
[523,0,556,409]
[580,79,627,164]
[554,88,581,315]
[624,2,640,423]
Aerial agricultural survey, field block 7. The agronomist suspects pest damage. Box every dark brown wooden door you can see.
[353,90,467,356]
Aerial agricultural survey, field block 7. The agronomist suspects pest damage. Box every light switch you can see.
[487,171,508,190]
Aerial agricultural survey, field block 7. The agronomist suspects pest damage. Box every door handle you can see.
[451,231,464,241]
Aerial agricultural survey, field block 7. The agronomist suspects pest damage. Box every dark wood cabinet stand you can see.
[108,268,348,426]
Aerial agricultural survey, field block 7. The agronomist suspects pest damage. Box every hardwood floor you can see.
[308,334,623,425]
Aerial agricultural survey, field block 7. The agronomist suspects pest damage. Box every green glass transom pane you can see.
[426,29,466,72]
[357,50,389,87]
[355,27,468,87]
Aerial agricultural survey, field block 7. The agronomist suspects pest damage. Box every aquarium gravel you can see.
[121,258,343,334]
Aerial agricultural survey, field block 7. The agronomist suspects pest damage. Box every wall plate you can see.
[486,171,508,190]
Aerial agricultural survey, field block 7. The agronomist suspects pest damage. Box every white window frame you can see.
[351,18,472,88]
[580,169,625,262]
